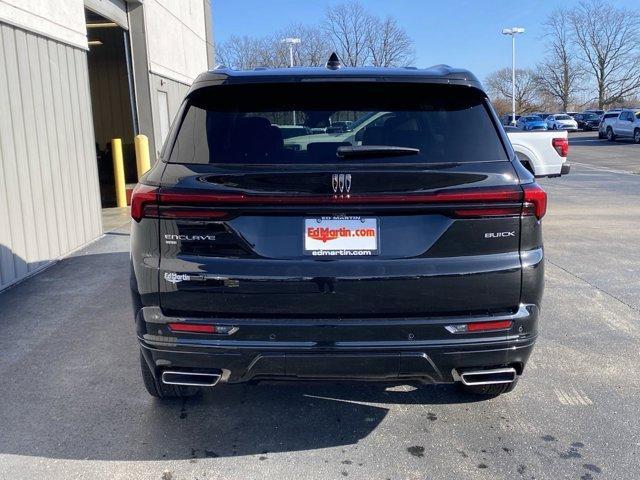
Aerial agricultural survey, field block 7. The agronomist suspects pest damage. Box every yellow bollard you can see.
[134,134,151,179]
[111,138,127,208]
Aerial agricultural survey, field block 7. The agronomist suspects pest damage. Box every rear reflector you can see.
[467,320,513,332]
[445,320,512,333]
[167,323,237,334]
[522,183,547,219]
[168,323,216,333]
[552,137,568,157]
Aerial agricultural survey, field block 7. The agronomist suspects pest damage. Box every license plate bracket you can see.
[304,216,379,256]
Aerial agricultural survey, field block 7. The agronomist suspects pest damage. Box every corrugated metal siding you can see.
[0,22,102,290]
[149,72,189,158]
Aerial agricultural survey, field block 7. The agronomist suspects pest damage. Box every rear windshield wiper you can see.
[336,145,420,159]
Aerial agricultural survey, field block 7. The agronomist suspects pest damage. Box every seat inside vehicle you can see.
[228,116,284,161]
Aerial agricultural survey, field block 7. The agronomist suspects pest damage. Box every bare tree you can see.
[323,1,375,66]
[536,9,583,111]
[216,35,265,69]
[486,68,541,114]
[368,16,415,67]
[569,0,640,108]
[217,2,414,70]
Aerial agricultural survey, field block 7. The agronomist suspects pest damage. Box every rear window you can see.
[167,83,508,165]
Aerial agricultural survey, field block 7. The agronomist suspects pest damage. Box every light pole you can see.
[281,37,301,125]
[501,27,525,126]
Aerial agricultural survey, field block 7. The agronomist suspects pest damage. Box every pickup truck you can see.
[505,127,570,178]
[284,115,570,178]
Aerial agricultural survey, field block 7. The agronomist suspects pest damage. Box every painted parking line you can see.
[553,387,593,406]
[571,162,638,176]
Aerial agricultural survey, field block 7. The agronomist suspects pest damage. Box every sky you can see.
[212,0,638,82]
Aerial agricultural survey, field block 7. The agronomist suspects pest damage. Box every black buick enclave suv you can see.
[130,59,545,399]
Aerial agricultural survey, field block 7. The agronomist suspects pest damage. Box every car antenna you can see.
[326,52,342,70]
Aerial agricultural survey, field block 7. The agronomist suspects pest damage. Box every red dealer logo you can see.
[307,227,376,243]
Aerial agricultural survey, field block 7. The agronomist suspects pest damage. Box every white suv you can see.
[598,110,622,139]
[546,114,578,131]
[606,109,640,143]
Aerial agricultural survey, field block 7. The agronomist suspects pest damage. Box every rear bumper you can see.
[137,305,538,384]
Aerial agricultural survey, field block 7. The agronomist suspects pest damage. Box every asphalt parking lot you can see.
[0,132,638,480]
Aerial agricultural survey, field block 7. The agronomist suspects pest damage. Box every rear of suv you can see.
[130,60,545,399]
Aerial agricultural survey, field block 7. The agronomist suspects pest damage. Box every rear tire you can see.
[459,379,519,396]
[139,350,199,399]
[634,129,640,144]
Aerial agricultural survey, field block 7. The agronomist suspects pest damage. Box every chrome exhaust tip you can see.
[161,370,221,387]
[460,367,517,386]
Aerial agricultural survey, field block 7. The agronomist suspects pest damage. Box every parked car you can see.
[516,115,548,131]
[574,113,601,131]
[584,109,604,118]
[546,114,578,131]
[276,125,313,139]
[326,121,352,133]
[598,109,622,139]
[286,111,394,150]
[500,114,520,126]
[504,126,570,177]
[565,112,579,118]
[130,60,546,399]
[605,109,640,143]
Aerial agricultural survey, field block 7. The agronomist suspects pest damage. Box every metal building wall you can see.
[0,22,102,290]
[149,72,189,157]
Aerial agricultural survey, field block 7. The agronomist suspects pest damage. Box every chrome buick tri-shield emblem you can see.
[332,173,351,193]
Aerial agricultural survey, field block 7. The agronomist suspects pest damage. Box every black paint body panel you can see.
[130,70,544,384]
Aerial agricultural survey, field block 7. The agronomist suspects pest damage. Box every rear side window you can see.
[167,83,508,165]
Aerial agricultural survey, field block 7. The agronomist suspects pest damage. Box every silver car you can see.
[546,114,578,131]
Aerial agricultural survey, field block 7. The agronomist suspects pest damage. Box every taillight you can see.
[453,206,522,218]
[522,183,547,219]
[155,186,523,205]
[130,184,158,222]
[141,186,534,219]
[154,208,230,220]
[552,137,568,157]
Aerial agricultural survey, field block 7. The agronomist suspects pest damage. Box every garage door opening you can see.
[85,8,137,219]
